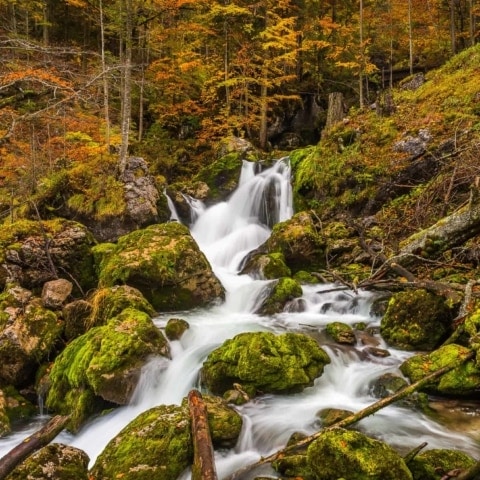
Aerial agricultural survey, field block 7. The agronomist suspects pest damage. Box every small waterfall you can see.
[1,157,478,476]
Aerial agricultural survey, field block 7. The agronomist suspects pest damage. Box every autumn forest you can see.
[0,0,478,203]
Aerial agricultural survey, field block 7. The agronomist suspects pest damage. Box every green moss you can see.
[380,289,453,351]
[400,344,480,396]
[293,270,319,284]
[90,404,192,480]
[408,449,475,480]
[259,277,302,315]
[165,318,190,340]
[46,308,168,430]
[202,331,330,395]
[5,443,90,480]
[325,322,356,345]
[307,429,413,480]
[2,386,37,422]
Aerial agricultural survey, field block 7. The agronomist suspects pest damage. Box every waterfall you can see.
[1,158,478,477]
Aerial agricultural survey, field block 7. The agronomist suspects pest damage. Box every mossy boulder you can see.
[201,331,330,395]
[165,317,190,340]
[240,252,291,280]
[182,394,243,449]
[46,307,169,430]
[0,296,63,387]
[63,300,93,340]
[1,385,37,423]
[307,429,413,480]
[86,285,156,329]
[380,289,454,351]
[325,321,356,345]
[257,277,303,315]
[262,211,326,273]
[400,344,480,396]
[408,448,476,480]
[316,408,354,427]
[90,404,192,480]
[0,219,97,295]
[370,373,409,399]
[5,443,89,480]
[94,222,224,311]
[0,389,9,437]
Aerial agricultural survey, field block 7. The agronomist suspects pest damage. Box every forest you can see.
[1,0,479,202]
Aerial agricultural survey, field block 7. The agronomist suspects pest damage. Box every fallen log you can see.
[188,389,218,480]
[0,415,70,480]
[224,350,475,480]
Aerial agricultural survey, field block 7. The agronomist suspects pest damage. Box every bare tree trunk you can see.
[118,0,133,175]
[99,0,110,150]
[188,390,218,480]
[451,0,457,54]
[359,0,364,107]
[324,92,345,132]
[408,0,414,75]
[0,415,70,480]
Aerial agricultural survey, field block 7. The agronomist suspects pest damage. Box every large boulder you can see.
[408,448,476,480]
[46,307,169,430]
[5,443,89,480]
[0,219,97,295]
[0,289,63,387]
[400,344,480,396]
[94,222,224,311]
[201,331,330,396]
[307,429,413,480]
[90,404,192,480]
[247,211,326,274]
[380,289,454,351]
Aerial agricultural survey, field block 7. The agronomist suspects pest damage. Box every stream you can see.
[1,158,479,478]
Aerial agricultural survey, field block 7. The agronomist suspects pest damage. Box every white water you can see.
[1,158,479,477]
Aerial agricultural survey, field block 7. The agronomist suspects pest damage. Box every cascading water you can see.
[0,158,478,477]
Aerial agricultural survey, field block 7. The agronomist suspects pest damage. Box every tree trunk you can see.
[99,0,110,150]
[324,92,345,132]
[0,415,70,480]
[188,390,217,480]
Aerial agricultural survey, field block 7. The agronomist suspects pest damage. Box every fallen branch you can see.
[188,390,218,480]
[0,415,70,480]
[224,350,475,480]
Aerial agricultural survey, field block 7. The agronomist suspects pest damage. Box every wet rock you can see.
[46,307,169,431]
[400,344,480,396]
[325,321,356,345]
[316,408,354,427]
[5,443,89,480]
[307,429,413,480]
[370,373,408,399]
[240,252,291,280]
[165,317,190,340]
[202,331,330,396]
[380,289,454,351]
[41,278,72,310]
[93,222,224,311]
[408,448,476,480]
[364,346,391,358]
[257,277,303,315]
[90,404,192,480]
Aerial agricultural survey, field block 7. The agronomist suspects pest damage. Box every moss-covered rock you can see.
[87,285,155,329]
[0,297,63,387]
[370,373,409,399]
[165,317,190,340]
[400,344,480,396]
[325,321,356,345]
[263,211,326,273]
[240,252,291,280]
[94,222,224,311]
[2,385,37,423]
[90,404,192,480]
[0,219,97,295]
[257,277,302,315]
[46,307,169,430]
[182,394,243,449]
[408,448,476,480]
[380,289,454,351]
[62,300,93,340]
[316,408,354,427]
[0,389,9,437]
[202,331,330,395]
[5,443,89,480]
[307,429,413,480]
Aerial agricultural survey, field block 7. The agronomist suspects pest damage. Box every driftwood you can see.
[0,415,70,480]
[188,390,218,480]
[224,351,475,480]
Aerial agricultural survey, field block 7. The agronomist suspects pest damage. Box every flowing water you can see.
[1,158,479,477]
